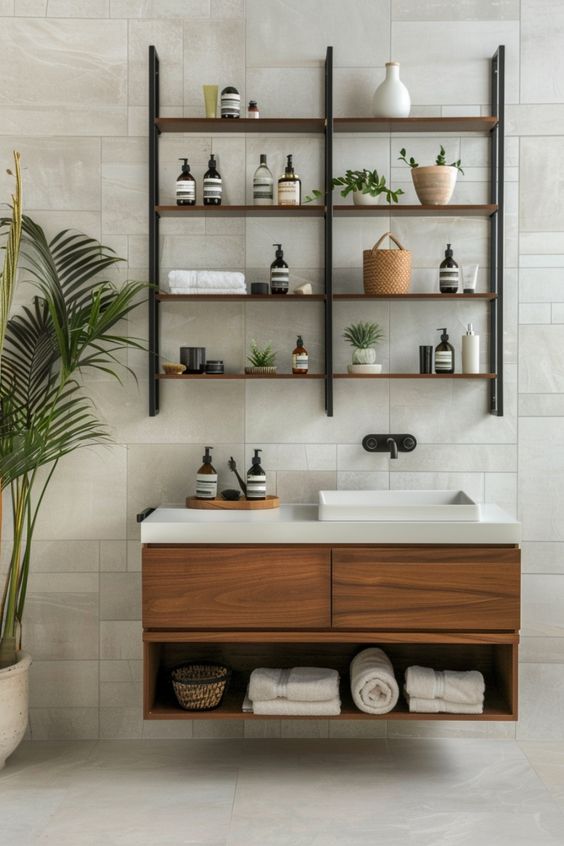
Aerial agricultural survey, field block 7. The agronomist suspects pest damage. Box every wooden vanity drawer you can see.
[143,546,330,629]
[332,547,520,630]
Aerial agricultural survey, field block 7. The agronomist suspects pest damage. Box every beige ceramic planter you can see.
[0,653,31,769]
[411,165,457,205]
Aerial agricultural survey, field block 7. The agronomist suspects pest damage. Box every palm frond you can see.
[0,151,23,358]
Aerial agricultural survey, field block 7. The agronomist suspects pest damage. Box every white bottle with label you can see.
[253,154,274,205]
[195,446,218,500]
[277,154,301,206]
[462,323,480,374]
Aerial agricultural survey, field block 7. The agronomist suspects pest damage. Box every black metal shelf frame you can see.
[147,45,504,418]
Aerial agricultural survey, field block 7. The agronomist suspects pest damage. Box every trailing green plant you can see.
[398,145,464,174]
[343,321,385,350]
[0,215,147,668]
[304,169,404,204]
[247,339,276,368]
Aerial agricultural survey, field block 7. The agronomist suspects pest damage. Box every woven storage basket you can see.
[363,231,412,295]
[171,663,231,711]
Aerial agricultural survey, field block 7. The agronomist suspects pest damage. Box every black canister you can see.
[180,346,206,374]
[205,360,225,375]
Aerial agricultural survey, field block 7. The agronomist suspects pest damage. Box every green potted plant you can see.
[398,145,464,205]
[305,169,404,206]
[0,206,146,767]
[245,339,277,375]
[343,321,385,374]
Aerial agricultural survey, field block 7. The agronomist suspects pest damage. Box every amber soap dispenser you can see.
[435,328,455,374]
[195,446,218,499]
[246,449,266,500]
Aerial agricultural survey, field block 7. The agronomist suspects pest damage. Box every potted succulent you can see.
[245,339,277,375]
[305,169,404,206]
[0,191,146,767]
[398,145,464,205]
[343,321,385,374]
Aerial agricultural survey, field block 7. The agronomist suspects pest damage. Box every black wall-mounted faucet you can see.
[362,434,417,459]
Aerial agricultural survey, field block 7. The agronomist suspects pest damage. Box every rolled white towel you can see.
[404,666,485,706]
[405,695,483,714]
[252,697,341,716]
[249,667,340,703]
[167,270,246,290]
[350,647,399,715]
[168,287,246,295]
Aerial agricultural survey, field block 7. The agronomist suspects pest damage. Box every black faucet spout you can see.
[387,437,398,460]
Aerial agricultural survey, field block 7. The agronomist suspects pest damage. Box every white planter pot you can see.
[348,364,383,374]
[0,653,31,769]
[372,62,411,118]
[352,191,385,206]
[352,347,377,365]
[411,165,458,205]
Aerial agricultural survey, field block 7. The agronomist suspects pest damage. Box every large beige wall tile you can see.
[522,543,564,575]
[0,137,100,211]
[276,471,336,503]
[183,19,245,115]
[392,0,519,20]
[29,708,99,740]
[111,0,210,16]
[102,137,147,235]
[30,661,99,708]
[100,621,142,660]
[517,664,564,739]
[519,326,564,393]
[129,19,184,106]
[0,105,127,136]
[391,21,519,104]
[47,0,110,15]
[245,67,322,118]
[100,573,141,621]
[25,574,99,660]
[522,575,564,637]
[519,418,564,541]
[0,19,126,106]
[246,0,389,68]
[521,138,564,232]
[521,0,564,103]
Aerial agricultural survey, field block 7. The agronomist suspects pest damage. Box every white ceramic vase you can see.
[372,62,411,118]
[0,653,31,769]
[352,191,385,206]
[352,347,377,365]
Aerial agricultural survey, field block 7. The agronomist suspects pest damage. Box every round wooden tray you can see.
[186,495,280,510]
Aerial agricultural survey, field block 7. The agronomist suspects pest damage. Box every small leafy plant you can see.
[304,169,404,204]
[398,145,464,174]
[343,321,385,349]
[247,339,276,368]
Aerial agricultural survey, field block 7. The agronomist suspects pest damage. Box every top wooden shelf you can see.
[155,117,325,133]
[155,116,497,135]
[334,116,497,133]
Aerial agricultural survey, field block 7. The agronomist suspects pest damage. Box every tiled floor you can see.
[2,738,564,845]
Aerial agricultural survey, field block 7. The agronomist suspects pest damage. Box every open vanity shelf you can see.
[142,543,520,723]
[148,46,504,417]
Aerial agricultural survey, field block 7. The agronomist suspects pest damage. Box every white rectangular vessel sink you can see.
[318,490,480,522]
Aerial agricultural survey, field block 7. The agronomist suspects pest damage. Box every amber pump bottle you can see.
[195,446,218,499]
[203,154,222,205]
[246,449,266,500]
[176,158,196,206]
[278,155,301,206]
[270,243,289,294]
[435,328,455,374]
[292,335,309,374]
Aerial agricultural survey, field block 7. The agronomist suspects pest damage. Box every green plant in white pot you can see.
[343,321,385,374]
[304,169,404,206]
[0,206,146,766]
[398,145,464,206]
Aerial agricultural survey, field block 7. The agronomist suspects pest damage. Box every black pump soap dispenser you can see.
[435,328,455,374]
[270,243,289,295]
[195,446,218,500]
[176,158,196,206]
[439,243,459,293]
[203,154,222,205]
[246,449,266,500]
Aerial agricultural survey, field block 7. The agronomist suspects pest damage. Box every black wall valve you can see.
[362,434,417,455]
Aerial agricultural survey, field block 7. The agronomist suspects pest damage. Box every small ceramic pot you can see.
[352,191,385,206]
[411,165,457,205]
[348,364,383,374]
[0,653,31,769]
[352,347,377,365]
[245,366,277,375]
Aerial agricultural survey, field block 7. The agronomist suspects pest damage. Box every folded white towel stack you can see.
[350,647,399,715]
[404,666,485,714]
[167,270,246,294]
[249,667,340,703]
[243,667,341,716]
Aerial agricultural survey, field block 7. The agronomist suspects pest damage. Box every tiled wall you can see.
[0,0,561,740]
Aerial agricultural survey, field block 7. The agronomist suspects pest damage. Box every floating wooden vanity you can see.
[141,508,521,722]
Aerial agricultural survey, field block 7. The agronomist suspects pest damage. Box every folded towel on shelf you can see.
[405,695,483,714]
[404,666,485,706]
[168,287,246,295]
[242,688,341,716]
[350,647,399,715]
[249,667,340,703]
[167,270,246,291]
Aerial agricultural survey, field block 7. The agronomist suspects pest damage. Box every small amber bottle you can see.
[195,446,218,499]
[292,335,309,375]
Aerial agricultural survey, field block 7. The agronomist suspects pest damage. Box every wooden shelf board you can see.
[334,116,498,133]
[333,204,497,217]
[156,204,324,217]
[155,117,325,134]
[334,373,496,379]
[147,684,513,722]
[333,293,496,301]
[156,373,325,380]
[143,630,519,646]
[156,293,326,302]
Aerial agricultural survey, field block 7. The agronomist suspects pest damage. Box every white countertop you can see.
[140,504,521,545]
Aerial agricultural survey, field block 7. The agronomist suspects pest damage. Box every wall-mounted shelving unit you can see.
[148,45,504,418]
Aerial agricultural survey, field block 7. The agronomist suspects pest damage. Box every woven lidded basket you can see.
[363,231,412,295]
[171,662,231,711]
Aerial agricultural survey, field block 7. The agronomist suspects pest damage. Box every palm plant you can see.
[0,215,147,668]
